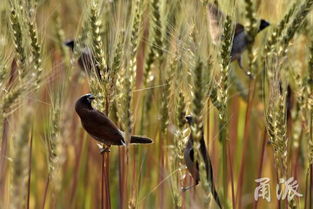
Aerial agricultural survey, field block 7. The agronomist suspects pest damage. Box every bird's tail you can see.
[130,135,153,144]
[259,19,270,31]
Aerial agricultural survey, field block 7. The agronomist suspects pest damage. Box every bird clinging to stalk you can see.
[183,115,222,209]
[208,3,270,68]
[75,94,152,152]
[65,40,103,80]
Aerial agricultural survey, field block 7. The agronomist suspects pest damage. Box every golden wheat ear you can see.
[130,136,153,144]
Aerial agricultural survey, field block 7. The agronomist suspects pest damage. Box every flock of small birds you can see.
[70,3,270,208]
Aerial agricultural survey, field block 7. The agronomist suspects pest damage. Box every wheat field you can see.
[0,0,313,209]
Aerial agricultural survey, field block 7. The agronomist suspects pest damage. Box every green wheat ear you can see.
[160,56,176,134]
[108,32,124,107]
[244,0,258,76]
[130,0,142,57]
[28,18,42,87]
[266,89,288,179]
[119,77,134,144]
[10,113,31,209]
[10,7,26,77]
[217,15,232,126]
[150,0,163,59]
[2,87,23,116]
[89,1,107,112]
[46,97,61,177]
[90,3,106,75]
[293,72,307,121]
[263,3,296,58]
[168,53,187,209]
[280,0,313,54]
[144,0,163,86]
[45,91,66,193]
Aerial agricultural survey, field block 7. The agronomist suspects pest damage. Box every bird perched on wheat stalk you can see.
[75,94,152,152]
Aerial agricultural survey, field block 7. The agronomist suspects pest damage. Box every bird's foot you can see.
[100,147,111,153]
[97,144,111,154]
[181,184,197,192]
[245,70,254,79]
[240,66,254,79]
[236,57,254,79]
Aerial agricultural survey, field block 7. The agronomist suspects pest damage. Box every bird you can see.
[183,115,222,209]
[65,40,102,80]
[208,3,270,70]
[231,19,270,65]
[75,93,152,152]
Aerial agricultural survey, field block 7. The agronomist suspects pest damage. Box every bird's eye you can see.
[86,95,95,103]
[87,98,92,103]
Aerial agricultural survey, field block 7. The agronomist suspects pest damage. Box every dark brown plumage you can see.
[184,115,222,209]
[75,94,152,151]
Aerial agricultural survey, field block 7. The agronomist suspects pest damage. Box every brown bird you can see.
[183,115,222,209]
[65,40,102,80]
[75,94,152,152]
[208,3,270,70]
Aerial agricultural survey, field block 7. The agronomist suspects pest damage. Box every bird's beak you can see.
[89,95,95,100]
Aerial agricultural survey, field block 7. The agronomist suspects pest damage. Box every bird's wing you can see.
[82,110,125,145]
[184,137,200,183]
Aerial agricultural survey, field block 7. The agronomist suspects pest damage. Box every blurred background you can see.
[0,0,312,209]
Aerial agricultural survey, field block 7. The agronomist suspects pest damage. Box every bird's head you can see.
[185,115,193,125]
[75,93,95,112]
[64,40,75,51]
